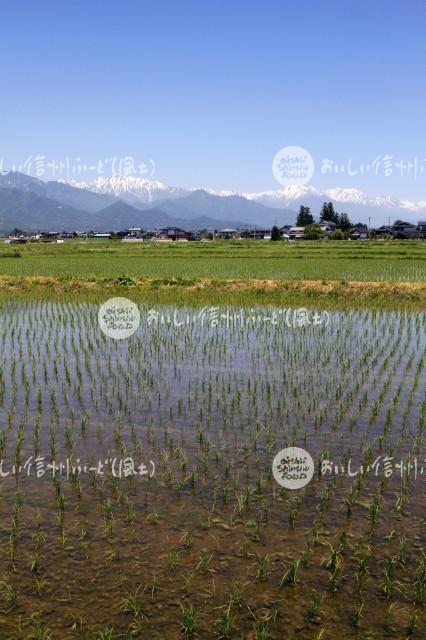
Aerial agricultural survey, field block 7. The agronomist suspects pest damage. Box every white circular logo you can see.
[272,145,314,187]
[98,297,141,340]
[272,447,315,490]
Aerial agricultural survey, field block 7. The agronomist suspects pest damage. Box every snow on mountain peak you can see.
[67,176,186,203]
[63,175,426,219]
[325,187,369,204]
[244,184,323,202]
[202,188,241,197]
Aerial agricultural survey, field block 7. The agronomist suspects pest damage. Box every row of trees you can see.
[296,202,352,230]
[269,201,369,241]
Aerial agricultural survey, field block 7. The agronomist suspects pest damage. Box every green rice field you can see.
[1,240,426,282]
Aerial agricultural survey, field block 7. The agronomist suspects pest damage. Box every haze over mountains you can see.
[68,176,426,226]
[0,171,425,233]
[0,172,292,232]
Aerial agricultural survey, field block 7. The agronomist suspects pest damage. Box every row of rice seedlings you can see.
[0,301,425,636]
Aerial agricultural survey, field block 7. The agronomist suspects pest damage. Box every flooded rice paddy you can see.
[0,301,425,639]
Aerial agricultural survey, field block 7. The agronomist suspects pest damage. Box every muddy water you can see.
[0,301,424,639]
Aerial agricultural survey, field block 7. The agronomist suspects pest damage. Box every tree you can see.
[304,223,322,240]
[296,205,314,226]
[339,213,352,231]
[327,202,338,223]
[329,229,344,240]
[320,202,339,224]
[319,202,329,223]
[270,225,281,241]
[10,228,25,237]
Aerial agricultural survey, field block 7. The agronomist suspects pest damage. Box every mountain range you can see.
[0,171,424,233]
[68,176,426,226]
[0,173,292,232]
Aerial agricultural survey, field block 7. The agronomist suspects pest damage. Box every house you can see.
[7,236,28,244]
[7,230,74,243]
[89,232,112,240]
[278,225,292,241]
[319,220,337,234]
[350,229,369,240]
[154,227,191,241]
[216,228,239,240]
[240,228,271,240]
[39,231,61,243]
[393,222,419,239]
[127,227,144,237]
[252,229,272,240]
[376,225,393,236]
[289,226,306,240]
[418,221,426,239]
[120,227,147,242]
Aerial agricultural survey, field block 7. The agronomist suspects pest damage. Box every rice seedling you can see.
[408,609,419,638]
[307,591,325,623]
[281,557,301,586]
[180,602,196,636]
[0,576,17,612]
[352,600,364,628]
[381,556,398,599]
[27,612,53,640]
[414,552,426,604]
[384,602,397,632]
[119,584,147,621]
[256,554,270,581]
[254,620,268,640]
[93,628,116,640]
[216,603,234,639]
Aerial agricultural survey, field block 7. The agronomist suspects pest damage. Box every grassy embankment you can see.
[0,239,426,308]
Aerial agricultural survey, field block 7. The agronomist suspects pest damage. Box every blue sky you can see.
[0,0,425,198]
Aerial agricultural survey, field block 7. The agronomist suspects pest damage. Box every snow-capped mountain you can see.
[66,177,426,223]
[244,184,426,215]
[1,171,425,229]
[66,176,187,205]
[244,185,324,207]
[326,190,425,214]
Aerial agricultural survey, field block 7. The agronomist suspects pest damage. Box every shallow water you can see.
[0,301,424,638]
